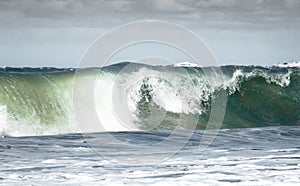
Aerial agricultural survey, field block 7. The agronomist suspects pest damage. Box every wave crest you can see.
[0,64,299,136]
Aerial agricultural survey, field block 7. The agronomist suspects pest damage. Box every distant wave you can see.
[0,63,299,136]
[274,61,300,68]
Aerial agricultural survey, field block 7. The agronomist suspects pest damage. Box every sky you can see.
[0,0,300,67]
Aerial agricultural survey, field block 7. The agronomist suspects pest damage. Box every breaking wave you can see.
[0,63,299,136]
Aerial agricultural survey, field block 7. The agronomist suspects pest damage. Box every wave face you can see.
[0,64,299,136]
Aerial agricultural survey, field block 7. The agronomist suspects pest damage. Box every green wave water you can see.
[0,63,299,136]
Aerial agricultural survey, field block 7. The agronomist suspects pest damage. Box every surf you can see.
[0,63,299,136]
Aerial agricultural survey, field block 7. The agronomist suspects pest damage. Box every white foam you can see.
[118,68,211,115]
[0,104,79,137]
[41,159,58,164]
[0,105,8,136]
[226,69,292,95]
[275,61,300,68]
[174,61,200,68]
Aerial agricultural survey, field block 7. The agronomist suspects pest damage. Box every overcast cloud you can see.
[1,0,300,29]
[0,0,300,67]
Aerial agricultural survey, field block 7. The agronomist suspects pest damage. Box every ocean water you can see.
[1,127,300,185]
[0,62,299,185]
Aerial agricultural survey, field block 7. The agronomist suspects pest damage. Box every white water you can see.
[1,127,299,185]
[173,61,201,68]
[275,61,300,68]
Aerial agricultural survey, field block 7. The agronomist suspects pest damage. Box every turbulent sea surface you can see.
[0,62,299,185]
[1,127,300,185]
